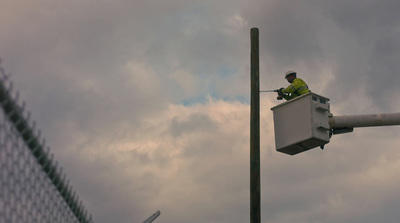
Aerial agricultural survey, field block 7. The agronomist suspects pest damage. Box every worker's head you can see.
[284,70,296,83]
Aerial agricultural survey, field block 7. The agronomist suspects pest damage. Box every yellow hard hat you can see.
[284,70,296,79]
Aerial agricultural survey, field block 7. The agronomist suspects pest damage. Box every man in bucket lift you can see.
[278,70,310,100]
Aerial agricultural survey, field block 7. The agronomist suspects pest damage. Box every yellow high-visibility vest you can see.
[282,78,310,100]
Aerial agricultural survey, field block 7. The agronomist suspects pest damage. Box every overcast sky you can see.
[1,0,400,223]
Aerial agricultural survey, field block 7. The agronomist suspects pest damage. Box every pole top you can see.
[251,27,259,33]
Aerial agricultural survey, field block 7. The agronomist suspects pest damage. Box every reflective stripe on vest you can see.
[288,85,296,91]
[294,85,309,96]
[297,86,308,91]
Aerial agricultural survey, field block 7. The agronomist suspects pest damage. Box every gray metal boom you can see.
[329,112,400,128]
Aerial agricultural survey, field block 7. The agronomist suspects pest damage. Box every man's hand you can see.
[278,88,284,96]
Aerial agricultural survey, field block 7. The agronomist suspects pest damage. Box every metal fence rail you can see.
[0,63,93,223]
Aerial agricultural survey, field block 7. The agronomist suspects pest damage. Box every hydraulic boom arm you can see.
[329,112,400,128]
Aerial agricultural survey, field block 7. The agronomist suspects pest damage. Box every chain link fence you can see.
[0,62,94,223]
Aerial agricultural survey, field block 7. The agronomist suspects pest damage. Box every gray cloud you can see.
[169,113,217,137]
[246,0,400,112]
[1,1,400,223]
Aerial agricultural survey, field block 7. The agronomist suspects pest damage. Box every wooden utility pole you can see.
[250,27,260,223]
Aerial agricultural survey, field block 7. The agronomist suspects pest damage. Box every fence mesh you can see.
[0,63,93,223]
